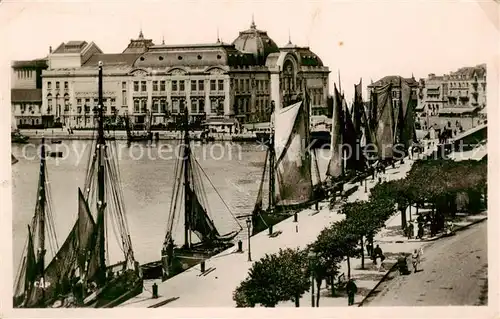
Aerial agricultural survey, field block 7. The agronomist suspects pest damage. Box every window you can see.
[56,82,60,89]
[140,99,147,113]
[134,99,140,112]
[160,80,166,91]
[198,80,204,91]
[111,98,116,106]
[172,80,178,91]
[153,100,160,113]
[218,80,224,91]
[191,80,197,91]
[47,82,52,90]
[199,99,204,113]
[191,100,198,113]
[172,100,179,113]
[122,82,127,90]
[134,81,139,91]
[160,99,167,113]
[47,95,53,112]
[234,79,239,91]
[211,100,218,113]
[153,81,158,91]
[122,92,127,106]
[179,80,185,91]
[245,79,250,91]
[77,98,82,105]
[210,80,216,91]
[64,82,68,90]
[141,81,146,91]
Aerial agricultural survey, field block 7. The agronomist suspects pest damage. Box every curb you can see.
[358,216,487,307]
[357,262,398,307]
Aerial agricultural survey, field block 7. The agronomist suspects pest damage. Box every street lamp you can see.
[246,217,252,262]
[307,251,316,307]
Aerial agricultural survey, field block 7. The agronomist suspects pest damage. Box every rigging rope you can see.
[193,157,242,230]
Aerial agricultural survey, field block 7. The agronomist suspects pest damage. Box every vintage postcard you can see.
[1,0,498,318]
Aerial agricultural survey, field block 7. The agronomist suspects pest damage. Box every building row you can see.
[11,19,330,129]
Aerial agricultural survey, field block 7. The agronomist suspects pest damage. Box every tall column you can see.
[224,77,231,117]
[270,70,282,111]
[205,78,211,115]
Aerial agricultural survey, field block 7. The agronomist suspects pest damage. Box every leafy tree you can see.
[233,248,310,307]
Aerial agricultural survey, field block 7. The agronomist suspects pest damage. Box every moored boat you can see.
[140,108,242,281]
[13,61,143,308]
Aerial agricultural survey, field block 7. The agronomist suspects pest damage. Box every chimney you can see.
[49,46,52,53]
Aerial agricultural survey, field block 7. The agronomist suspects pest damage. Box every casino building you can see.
[13,19,330,128]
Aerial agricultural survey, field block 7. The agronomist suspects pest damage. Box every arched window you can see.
[47,94,53,113]
[64,93,70,111]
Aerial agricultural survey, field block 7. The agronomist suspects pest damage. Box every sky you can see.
[0,0,498,102]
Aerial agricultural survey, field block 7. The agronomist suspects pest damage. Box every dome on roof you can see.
[232,18,279,65]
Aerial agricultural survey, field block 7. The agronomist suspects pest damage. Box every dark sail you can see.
[77,188,96,272]
[352,79,363,138]
[374,83,394,160]
[401,79,417,150]
[327,84,344,178]
[343,100,365,171]
[189,187,219,242]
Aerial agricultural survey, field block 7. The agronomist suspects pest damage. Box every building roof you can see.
[82,53,143,68]
[369,75,418,87]
[232,18,279,64]
[133,43,256,68]
[12,59,48,69]
[451,64,486,79]
[11,89,42,102]
[123,30,155,53]
[53,41,89,54]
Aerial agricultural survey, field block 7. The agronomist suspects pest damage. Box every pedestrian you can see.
[417,222,424,239]
[407,221,414,240]
[346,279,357,306]
[373,244,385,271]
[412,248,421,273]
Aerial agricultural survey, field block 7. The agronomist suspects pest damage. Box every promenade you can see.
[120,159,416,308]
[17,129,255,141]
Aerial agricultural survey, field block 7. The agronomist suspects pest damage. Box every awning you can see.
[415,104,425,111]
[478,107,487,115]
[438,107,478,115]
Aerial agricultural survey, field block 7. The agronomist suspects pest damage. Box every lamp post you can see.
[307,251,316,307]
[246,217,252,262]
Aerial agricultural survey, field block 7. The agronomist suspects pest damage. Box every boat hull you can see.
[252,186,328,235]
[141,243,234,280]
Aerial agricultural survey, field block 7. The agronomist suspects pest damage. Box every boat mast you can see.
[37,137,47,288]
[96,61,106,285]
[183,106,191,248]
[268,102,275,210]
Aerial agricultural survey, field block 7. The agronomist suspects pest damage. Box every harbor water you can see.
[12,140,330,277]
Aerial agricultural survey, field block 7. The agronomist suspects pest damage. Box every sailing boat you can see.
[13,62,143,308]
[13,137,60,307]
[124,110,153,143]
[11,112,29,144]
[140,107,241,280]
[248,94,325,235]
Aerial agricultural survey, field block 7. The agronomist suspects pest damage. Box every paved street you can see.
[364,221,487,306]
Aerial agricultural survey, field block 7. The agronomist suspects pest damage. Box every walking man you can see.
[346,279,357,306]
[407,221,414,240]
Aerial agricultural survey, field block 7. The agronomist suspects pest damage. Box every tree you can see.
[340,200,392,269]
[233,248,310,307]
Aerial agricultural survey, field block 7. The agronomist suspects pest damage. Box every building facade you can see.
[417,64,486,117]
[11,59,48,128]
[14,20,330,129]
[366,75,419,111]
